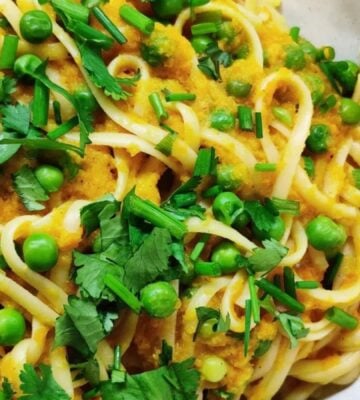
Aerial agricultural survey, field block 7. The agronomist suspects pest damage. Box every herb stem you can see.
[119,5,154,35]
[92,6,127,45]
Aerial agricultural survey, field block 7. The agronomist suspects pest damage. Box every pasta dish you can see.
[0,0,359,399]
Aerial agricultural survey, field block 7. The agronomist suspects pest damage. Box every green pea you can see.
[340,98,360,125]
[74,87,98,115]
[20,10,52,44]
[216,22,236,43]
[306,215,347,252]
[234,43,249,60]
[233,212,250,230]
[211,241,242,274]
[329,60,359,97]
[14,54,42,77]
[210,109,235,132]
[253,216,285,241]
[191,35,214,54]
[226,79,252,98]
[199,318,218,339]
[212,192,244,226]
[284,44,306,71]
[201,355,228,383]
[306,124,330,153]
[34,165,64,193]
[152,0,185,19]
[272,107,293,127]
[0,308,26,346]
[23,232,59,272]
[216,164,242,191]
[140,281,178,318]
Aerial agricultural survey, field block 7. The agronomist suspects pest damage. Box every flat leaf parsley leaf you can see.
[1,103,30,135]
[19,364,70,400]
[248,239,288,273]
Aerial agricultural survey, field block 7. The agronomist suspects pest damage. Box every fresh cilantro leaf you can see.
[80,195,119,235]
[198,56,220,80]
[248,239,288,273]
[98,202,126,250]
[217,313,231,333]
[100,358,200,400]
[0,131,22,165]
[159,340,173,367]
[194,307,230,339]
[254,340,272,358]
[116,70,141,87]
[1,104,30,135]
[54,296,105,357]
[0,136,83,156]
[162,204,206,221]
[244,200,276,235]
[19,364,70,400]
[79,42,130,101]
[278,313,309,348]
[123,227,172,292]
[0,77,16,104]
[12,165,49,211]
[74,251,123,300]
[1,378,15,400]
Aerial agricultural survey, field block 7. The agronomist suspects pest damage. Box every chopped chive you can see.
[194,260,221,276]
[303,156,315,179]
[67,20,114,49]
[296,281,319,289]
[273,274,282,289]
[124,190,187,239]
[149,92,168,122]
[255,163,277,172]
[352,169,360,189]
[164,90,196,102]
[53,100,62,125]
[52,0,89,24]
[155,125,177,156]
[270,197,300,215]
[119,5,154,35]
[104,273,142,313]
[113,345,121,370]
[202,184,222,198]
[283,267,297,299]
[92,6,127,45]
[323,252,343,290]
[32,76,50,128]
[256,278,305,313]
[248,275,260,324]
[325,306,358,330]
[193,147,216,176]
[0,35,19,70]
[83,388,100,400]
[191,22,220,36]
[272,106,293,127]
[244,299,252,356]
[171,192,197,208]
[238,106,253,131]
[255,112,263,138]
[190,233,210,262]
[47,116,79,140]
[289,26,300,42]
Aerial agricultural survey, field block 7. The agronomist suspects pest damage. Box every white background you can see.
[281,1,360,398]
